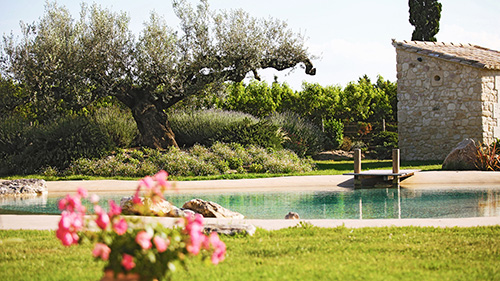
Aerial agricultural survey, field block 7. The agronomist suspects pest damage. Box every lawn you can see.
[1,160,443,182]
[1,225,498,281]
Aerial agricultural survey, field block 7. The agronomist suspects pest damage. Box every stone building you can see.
[392,40,500,161]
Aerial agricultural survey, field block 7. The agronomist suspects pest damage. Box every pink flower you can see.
[153,236,169,253]
[132,190,142,205]
[139,176,155,190]
[187,231,206,255]
[108,200,122,217]
[92,243,111,261]
[121,254,136,271]
[58,197,67,211]
[77,187,88,198]
[94,205,103,214]
[90,194,100,204]
[56,228,76,246]
[96,212,110,230]
[68,195,83,213]
[209,232,226,265]
[154,170,170,189]
[113,218,128,235]
[71,213,84,231]
[58,194,84,213]
[56,211,83,247]
[58,211,72,230]
[185,214,205,255]
[135,231,153,250]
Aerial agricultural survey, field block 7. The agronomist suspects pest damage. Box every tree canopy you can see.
[1,0,315,148]
[409,0,442,42]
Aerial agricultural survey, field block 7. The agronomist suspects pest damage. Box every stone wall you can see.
[396,49,500,160]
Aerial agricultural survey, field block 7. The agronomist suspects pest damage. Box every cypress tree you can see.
[409,0,442,42]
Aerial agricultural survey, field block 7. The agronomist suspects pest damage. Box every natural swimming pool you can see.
[1,187,499,219]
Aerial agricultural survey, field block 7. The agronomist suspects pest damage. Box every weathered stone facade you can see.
[393,40,500,160]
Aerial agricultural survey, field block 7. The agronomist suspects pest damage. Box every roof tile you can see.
[392,39,500,70]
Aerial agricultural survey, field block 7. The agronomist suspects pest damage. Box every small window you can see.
[431,71,444,86]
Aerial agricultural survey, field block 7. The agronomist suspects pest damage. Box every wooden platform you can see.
[344,169,420,189]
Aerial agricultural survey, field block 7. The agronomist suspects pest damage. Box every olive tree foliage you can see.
[0,0,315,149]
[409,0,442,42]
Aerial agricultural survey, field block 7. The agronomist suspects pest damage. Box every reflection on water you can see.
[0,194,49,214]
[1,188,500,219]
[479,190,500,217]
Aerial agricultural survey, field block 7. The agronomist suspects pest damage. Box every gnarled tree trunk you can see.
[129,99,178,149]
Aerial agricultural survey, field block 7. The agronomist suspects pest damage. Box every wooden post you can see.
[354,149,361,173]
[392,149,400,174]
[354,149,362,189]
[392,149,400,188]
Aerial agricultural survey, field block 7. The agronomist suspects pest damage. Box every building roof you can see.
[392,39,500,70]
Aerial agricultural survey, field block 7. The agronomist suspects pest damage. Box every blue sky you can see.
[1,0,500,90]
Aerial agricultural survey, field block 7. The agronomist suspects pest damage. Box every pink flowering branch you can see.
[56,170,226,279]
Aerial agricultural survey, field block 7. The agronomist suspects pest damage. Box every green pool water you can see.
[1,187,499,219]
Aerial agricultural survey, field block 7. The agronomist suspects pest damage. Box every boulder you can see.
[204,223,256,236]
[0,179,47,196]
[442,139,478,170]
[284,211,300,219]
[120,196,185,217]
[182,199,244,219]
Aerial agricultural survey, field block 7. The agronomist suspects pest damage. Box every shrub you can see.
[269,112,325,157]
[0,116,33,175]
[212,118,283,150]
[475,141,500,171]
[0,116,115,175]
[91,105,139,148]
[340,136,353,151]
[324,118,344,149]
[370,131,398,159]
[64,143,313,177]
[208,142,244,170]
[351,140,368,152]
[169,109,257,147]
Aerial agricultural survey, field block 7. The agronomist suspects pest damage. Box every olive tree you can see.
[1,0,315,148]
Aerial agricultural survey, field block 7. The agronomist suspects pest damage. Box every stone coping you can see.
[1,215,499,231]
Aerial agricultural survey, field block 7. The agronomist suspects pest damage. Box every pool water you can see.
[1,188,499,219]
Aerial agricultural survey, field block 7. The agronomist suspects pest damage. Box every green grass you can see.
[1,226,499,280]
[1,160,442,182]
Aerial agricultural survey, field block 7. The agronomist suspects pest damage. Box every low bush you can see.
[268,112,325,157]
[91,105,139,148]
[0,116,115,175]
[0,105,138,176]
[370,131,398,159]
[475,141,500,171]
[212,118,283,150]
[339,136,353,151]
[64,143,314,177]
[169,109,258,147]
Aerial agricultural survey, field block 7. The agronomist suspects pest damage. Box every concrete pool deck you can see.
[1,171,500,230]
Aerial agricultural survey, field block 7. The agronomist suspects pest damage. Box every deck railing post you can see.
[354,149,361,174]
